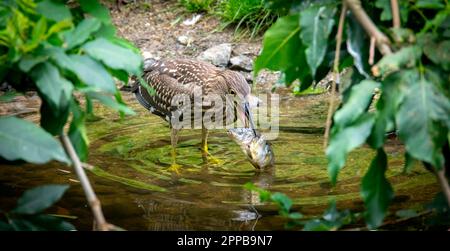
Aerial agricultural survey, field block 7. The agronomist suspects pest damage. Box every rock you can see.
[197,43,232,67]
[230,55,253,72]
[177,35,193,46]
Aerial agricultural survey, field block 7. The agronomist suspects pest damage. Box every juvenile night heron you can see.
[130,58,256,172]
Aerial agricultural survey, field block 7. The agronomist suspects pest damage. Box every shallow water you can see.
[0,93,439,230]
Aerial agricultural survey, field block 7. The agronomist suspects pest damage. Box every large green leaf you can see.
[13,185,69,215]
[64,18,102,50]
[82,38,142,75]
[87,92,135,115]
[346,13,370,78]
[30,62,73,111]
[50,49,115,93]
[361,148,394,229]
[327,114,375,185]
[334,80,379,127]
[397,71,450,169]
[0,116,69,164]
[254,14,310,85]
[368,70,412,148]
[78,0,111,24]
[36,0,72,22]
[299,4,335,78]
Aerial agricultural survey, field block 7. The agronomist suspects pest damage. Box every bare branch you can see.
[60,134,112,231]
[391,0,401,28]
[324,3,347,149]
[436,168,450,209]
[344,0,392,55]
[369,36,376,65]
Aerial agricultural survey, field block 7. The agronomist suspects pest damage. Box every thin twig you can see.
[323,3,347,149]
[369,36,376,65]
[436,168,450,209]
[344,0,392,55]
[390,0,401,28]
[60,134,111,231]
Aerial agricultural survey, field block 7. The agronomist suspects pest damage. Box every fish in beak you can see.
[228,128,274,169]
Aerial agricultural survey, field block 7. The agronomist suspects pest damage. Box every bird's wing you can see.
[135,70,197,122]
[145,59,220,87]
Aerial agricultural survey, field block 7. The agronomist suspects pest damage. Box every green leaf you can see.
[299,4,335,78]
[368,70,410,148]
[334,80,379,126]
[18,55,48,72]
[50,50,115,93]
[30,62,73,111]
[36,0,72,22]
[39,98,70,135]
[254,14,310,86]
[94,23,117,38]
[82,38,142,75]
[271,192,292,213]
[13,214,75,231]
[327,114,375,185]
[372,46,422,77]
[87,92,136,115]
[13,185,69,215]
[375,0,409,23]
[403,151,417,173]
[64,18,102,50]
[78,0,111,24]
[423,39,450,71]
[346,13,370,78]
[397,71,450,169]
[303,219,333,231]
[0,116,69,164]
[0,220,13,231]
[361,148,394,229]
[416,0,445,9]
[68,100,89,162]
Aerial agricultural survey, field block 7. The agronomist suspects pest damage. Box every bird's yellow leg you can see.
[201,127,224,165]
[168,128,182,174]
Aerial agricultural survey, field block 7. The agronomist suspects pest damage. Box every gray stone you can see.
[177,35,193,46]
[197,43,232,67]
[229,55,253,72]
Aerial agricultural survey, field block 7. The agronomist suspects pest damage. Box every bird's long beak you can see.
[243,101,257,137]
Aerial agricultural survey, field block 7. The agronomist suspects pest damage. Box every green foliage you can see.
[218,0,276,38]
[255,0,450,229]
[361,149,394,229]
[244,183,357,230]
[0,185,75,231]
[0,116,69,164]
[179,0,215,13]
[0,0,143,162]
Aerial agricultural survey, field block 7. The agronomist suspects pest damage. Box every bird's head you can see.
[219,70,258,133]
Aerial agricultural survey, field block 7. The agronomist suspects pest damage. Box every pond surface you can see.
[0,92,439,230]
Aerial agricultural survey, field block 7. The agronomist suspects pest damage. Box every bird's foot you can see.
[202,153,224,166]
[168,163,182,174]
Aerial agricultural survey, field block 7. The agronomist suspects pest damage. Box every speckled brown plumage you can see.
[132,58,251,128]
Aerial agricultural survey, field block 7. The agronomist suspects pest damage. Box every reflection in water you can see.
[0,93,440,230]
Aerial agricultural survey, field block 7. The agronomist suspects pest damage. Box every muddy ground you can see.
[1,0,287,117]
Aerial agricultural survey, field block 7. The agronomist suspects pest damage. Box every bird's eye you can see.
[230,90,236,95]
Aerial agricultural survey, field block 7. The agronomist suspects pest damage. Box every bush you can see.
[179,0,215,13]
[217,0,277,38]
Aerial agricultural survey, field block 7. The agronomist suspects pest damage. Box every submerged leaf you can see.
[13,185,69,215]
